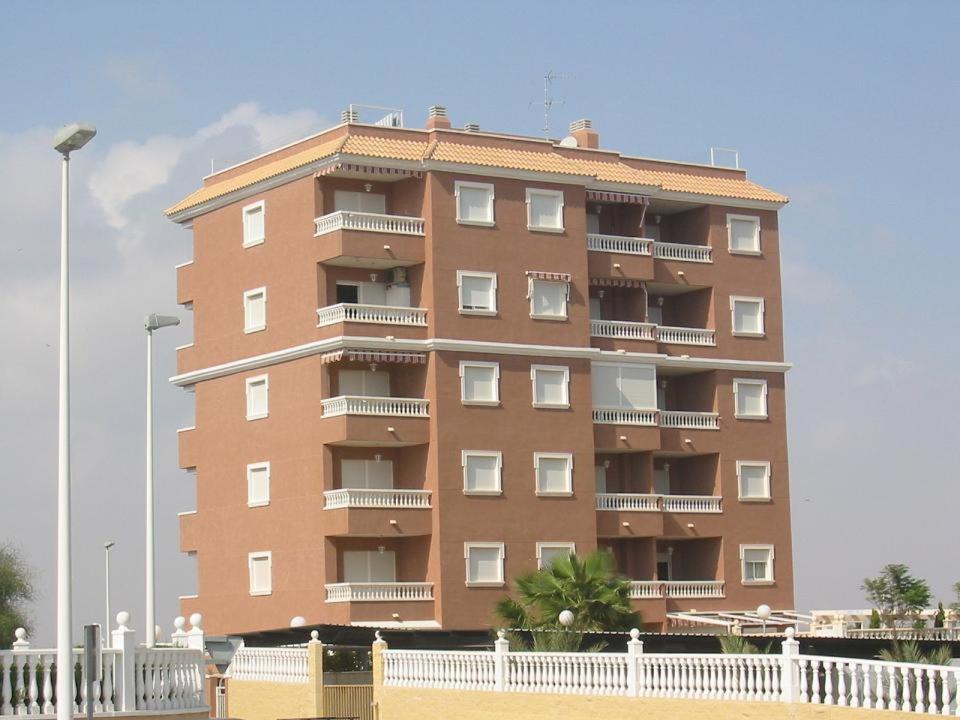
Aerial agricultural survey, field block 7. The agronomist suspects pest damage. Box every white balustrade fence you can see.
[628,582,664,599]
[590,320,656,341]
[316,303,427,327]
[230,647,309,683]
[847,628,960,641]
[598,494,722,514]
[586,234,652,256]
[0,616,206,718]
[325,582,434,603]
[592,408,719,431]
[656,326,716,346]
[653,241,713,263]
[314,211,425,237]
[627,581,724,599]
[592,408,658,426]
[380,629,960,714]
[321,396,429,418]
[661,495,722,513]
[659,410,720,430]
[324,488,431,509]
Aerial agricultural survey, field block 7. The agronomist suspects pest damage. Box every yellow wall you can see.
[228,679,319,720]
[374,687,920,720]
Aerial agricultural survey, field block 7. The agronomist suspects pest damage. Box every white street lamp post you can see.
[145,313,179,647]
[756,603,772,634]
[104,541,115,643]
[53,122,96,720]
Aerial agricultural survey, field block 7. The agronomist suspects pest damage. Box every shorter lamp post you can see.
[756,604,772,634]
[104,541,115,643]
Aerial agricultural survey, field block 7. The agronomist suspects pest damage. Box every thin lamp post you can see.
[53,122,96,720]
[145,313,179,647]
[104,541,115,643]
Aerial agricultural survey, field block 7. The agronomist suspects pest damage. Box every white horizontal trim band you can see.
[170,336,791,386]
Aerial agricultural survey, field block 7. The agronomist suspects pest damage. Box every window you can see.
[526,189,564,231]
[733,378,768,419]
[464,542,505,586]
[333,190,386,214]
[245,375,269,420]
[242,201,265,248]
[343,550,396,583]
[594,465,607,494]
[455,181,495,226]
[339,370,390,397]
[248,552,272,595]
[728,214,761,255]
[460,361,500,405]
[740,545,774,583]
[730,296,765,336]
[591,363,657,410]
[336,281,386,306]
[737,461,771,501]
[243,287,267,333]
[537,542,575,569]
[462,451,502,495]
[534,453,573,496]
[341,458,393,489]
[247,462,270,507]
[529,280,568,319]
[457,271,497,315]
[531,365,570,408]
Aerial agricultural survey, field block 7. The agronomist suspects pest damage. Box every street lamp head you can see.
[145,314,180,331]
[53,123,96,156]
[756,604,772,621]
[104,541,115,550]
[558,609,575,627]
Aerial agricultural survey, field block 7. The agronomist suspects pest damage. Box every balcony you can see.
[592,408,718,430]
[325,582,434,603]
[629,581,725,599]
[597,494,721,513]
[653,241,712,264]
[659,411,719,430]
[317,303,427,328]
[324,488,431,509]
[589,320,714,346]
[592,408,657,426]
[313,210,425,268]
[587,233,652,256]
[322,396,429,418]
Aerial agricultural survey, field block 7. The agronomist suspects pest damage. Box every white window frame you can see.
[455,180,495,227]
[737,460,772,502]
[733,378,768,420]
[534,452,574,497]
[528,278,569,320]
[457,270,498,316]
[536,542,576,569]
[243,287,267,334]
[459,360,500,406]
[727,213,761,255]
[245,374,269,421]
[740,544,775,585]
[248,551,272,596]
[464,542,505,587]
[730,295,765,337]
[242,200,266,248]
[462,450,503,496]
[525,188,565,232]
[530,364,570,409]
[247,461,271,507]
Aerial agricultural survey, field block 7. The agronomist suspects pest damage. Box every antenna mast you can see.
[533,71,571,139]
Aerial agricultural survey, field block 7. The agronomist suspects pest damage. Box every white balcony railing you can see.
[592,407,658,426]
[659,410,720,430]
[597,494,721,513]
[324,488,431,509]
[661,495,722,513]
[653,241,713,263]
[587,233,653,256]
[596,493,660,512]
[321,395,429,418]
[656,325,716,346]
[314,210,425,237]
[590,319,656,340]
[663,580,725,598]
[628,581,664,599]
[231,647,309,683]
[317,303,427,327]
[325,582,434,603]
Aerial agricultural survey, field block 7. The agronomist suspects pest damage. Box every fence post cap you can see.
[116,611,131,630]
[12,628,28,647]
[174,616,186,631]
[785,626,795,639]
[496,629,506,640]
[189,612,203,631]
[309,630,320,643]
[629,628,640,640]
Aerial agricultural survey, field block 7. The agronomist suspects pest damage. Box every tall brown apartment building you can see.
[166,106,793,635]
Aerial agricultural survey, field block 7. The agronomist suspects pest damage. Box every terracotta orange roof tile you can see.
[628,168,788,203]
[340,135,430,161]
[428,141,592,176]
[165,136,348,215]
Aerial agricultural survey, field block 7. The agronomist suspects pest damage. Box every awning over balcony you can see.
[320,349,427,364]
[590,277,644,288]
[586,190,650,205]
[525,270,572,282]
[316,163,423,179]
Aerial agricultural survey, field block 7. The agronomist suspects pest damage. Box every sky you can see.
[1,0,958,644]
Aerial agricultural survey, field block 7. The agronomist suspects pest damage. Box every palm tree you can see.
[494,550,641,651]
[717,634,773,654]
[876,640,954,706]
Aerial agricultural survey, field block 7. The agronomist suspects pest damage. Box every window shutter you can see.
[537,456,570,493]
[730,218,759,252]
[463,366,496,401]
[248,464,270,503]
[458,186,491,222]
[468,547,501,583]
[618,365,657,409]
[465,454,499,492]
[531,281,567,317]
[535,369,566,405]
[461,276,492,310]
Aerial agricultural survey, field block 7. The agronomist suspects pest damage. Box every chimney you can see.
[426,105,451,130]
[570,119,599,149]
[341,108,360,124]
[463,122,480,133]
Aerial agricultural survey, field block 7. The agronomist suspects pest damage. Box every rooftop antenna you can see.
[531,71,573,139]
